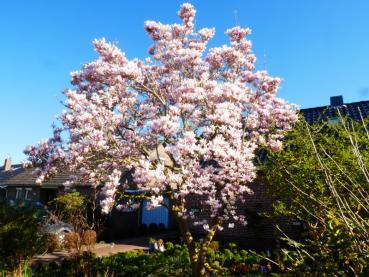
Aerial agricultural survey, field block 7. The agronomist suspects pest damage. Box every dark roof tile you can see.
[301,100,369,124]
[0,164,23,184]
[0,167,72,187]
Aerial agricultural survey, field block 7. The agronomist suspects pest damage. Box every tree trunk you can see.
[191,259,207,277]
[171,204,220,277]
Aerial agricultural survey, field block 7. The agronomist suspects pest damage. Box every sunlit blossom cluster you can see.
[24,3,298,232]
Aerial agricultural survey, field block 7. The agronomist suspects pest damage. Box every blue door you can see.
[141,198,169,228]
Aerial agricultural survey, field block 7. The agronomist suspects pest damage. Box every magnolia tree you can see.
[24,3,297,276]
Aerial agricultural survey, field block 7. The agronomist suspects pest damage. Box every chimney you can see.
[330,95,344,107]
[3,158,11,171]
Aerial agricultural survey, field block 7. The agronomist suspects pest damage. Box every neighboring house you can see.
[0,159,80,205]
[0,159,26,203]
[0,159,172,239]
[302,95,369,124]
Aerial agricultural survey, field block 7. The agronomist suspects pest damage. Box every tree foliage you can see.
[51,192,85,218]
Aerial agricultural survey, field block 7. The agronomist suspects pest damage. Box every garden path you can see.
[31,232,177,266]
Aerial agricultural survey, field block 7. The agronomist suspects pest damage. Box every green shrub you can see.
[49,192,87,232]
[261,117,369,275]
[33,243,272,276]
[0,203,49,276]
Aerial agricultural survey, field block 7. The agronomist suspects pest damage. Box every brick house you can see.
[0,159,92,206]
[2,95,368,245]
[0,160,171,239]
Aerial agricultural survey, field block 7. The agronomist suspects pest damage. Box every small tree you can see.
[261,115,369,274]
[24,3,297,276]
[49,192,87,232]
[50,192,97,254]
[0,203,48,276]
[49,191,104,234]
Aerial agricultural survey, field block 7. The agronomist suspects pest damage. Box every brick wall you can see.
[4,186,42,204]
[185,181,283,250]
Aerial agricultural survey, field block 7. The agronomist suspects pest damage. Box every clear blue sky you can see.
[1,0,369,163]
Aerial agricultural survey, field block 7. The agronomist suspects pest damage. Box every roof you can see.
[301,100,369,124]
[0,167,72,187]
[0,164,23,185]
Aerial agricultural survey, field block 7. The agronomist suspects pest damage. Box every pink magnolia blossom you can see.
[146,195,164,210]
[24,3,298,233]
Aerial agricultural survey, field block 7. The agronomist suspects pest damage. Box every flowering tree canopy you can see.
[24,3,297,274]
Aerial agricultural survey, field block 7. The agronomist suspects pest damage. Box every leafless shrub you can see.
[64,232,82,254]
[82,230,97,252]
[46,233,60,253]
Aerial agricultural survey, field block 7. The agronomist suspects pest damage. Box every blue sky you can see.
[1,0,369,163]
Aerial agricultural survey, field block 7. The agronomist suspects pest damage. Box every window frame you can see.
[24,188,32,201]
[15,188,23,200]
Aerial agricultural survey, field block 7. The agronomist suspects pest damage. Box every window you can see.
[24,188,32,201]
[15,188,22,200]
[190,206,201,214]
[328,117,340,126]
